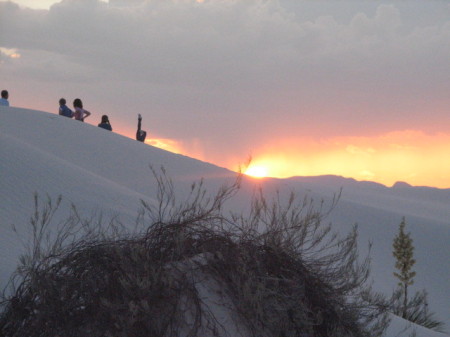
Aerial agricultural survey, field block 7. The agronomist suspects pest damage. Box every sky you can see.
[1,0,449,188]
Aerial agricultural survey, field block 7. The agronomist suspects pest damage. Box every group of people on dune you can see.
[1,89,146,142]
[58,98,146,141]
[59,98,146,142]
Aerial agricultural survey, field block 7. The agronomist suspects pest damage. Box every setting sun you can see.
[245,165,269,178]
[235,130,450,188]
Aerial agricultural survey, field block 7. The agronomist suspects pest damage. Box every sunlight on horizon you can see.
[245,165,269,179]
[114,126,449,189]
[233,130,450,188]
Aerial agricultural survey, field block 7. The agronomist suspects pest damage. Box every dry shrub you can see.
[390,288,445,333]
[0,168,388,337]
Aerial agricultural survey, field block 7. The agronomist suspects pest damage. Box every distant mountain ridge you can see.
[289,174,450,192]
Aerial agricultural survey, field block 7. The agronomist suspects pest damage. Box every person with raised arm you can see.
[136,113,147,142]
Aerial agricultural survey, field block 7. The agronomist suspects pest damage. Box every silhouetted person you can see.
[58,98,73,118]
[98,115,112,131]
[136,113,147,142]
[0,90,9,106]
[73,98,91,122]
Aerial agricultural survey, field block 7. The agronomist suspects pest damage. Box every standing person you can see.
[0,90,9,106]
[58,98,73,118]
[98,115,112,131]
[73,98,91,122]
[136,113,147,142]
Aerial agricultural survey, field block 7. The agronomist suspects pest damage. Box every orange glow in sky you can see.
[234,130,450,188]
[0,48,21,59]
[27,113,450,189]
[110,126,450,188]
[245,165,269,179]
[145,138,184,154]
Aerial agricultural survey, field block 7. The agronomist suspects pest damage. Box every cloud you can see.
[3,1,447,90]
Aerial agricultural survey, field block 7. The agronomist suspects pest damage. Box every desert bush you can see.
[390,288,445,333]
[390,217,445,333]
[0,168,388,337]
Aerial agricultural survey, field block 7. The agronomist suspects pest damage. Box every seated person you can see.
[98,115,112,131]
[58,98,73,118]
[0,90,10,106]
